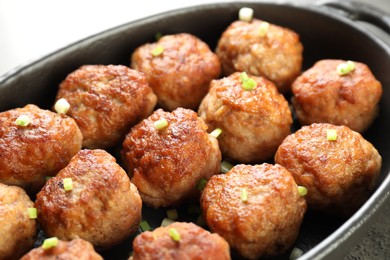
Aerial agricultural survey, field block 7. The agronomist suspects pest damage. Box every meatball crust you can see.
[0,104,82,194]
[198,72,292,163]
[20,238,103,260]
[200,164,307,259]
[122,108,222,208]
[274,123,382,217]
[291,59,382,133]
[131,33,221,111]
[56,64,157,149]
[216,19,303,93]
[131,222,230,260]
[0,183,37,260]
[35,149,142,249]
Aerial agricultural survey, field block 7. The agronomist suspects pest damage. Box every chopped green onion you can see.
[258,22,270,37]
[239,7,254,22]
[140,220,151,232]
[209,128,222,138]
[240,72,257,90]
[166,209,178,220]
[337,60,355,75]
[221,161,234,173]
[290,247,304,260]
[161,218,175,227]
[187,205,202,215]
[154,118,168,130]
[168,228,181,242]
[196,178,207,191]
[196,215,206,227]
[155,32,163,41]
[241,188,248,202]
[298,186,308,196]
[63,178,73,191]
[326,129,338,141]
[151,45,164,56]
[28,208,37,219]
[54,98,70,114]
[41,237,59,250]
[15,115,31,127]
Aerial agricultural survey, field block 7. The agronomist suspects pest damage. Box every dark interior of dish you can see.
[1,2,389,259]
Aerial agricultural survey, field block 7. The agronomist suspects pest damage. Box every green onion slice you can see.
[15,115,31,127]
[42,237,59,250]
[154,118,168,130]
[326,129,338,141]
[28,207,37,219]
[155,32,163,41]
[241,188,248,202]
[161,218,175,227]
[140,220,151,232]
[298,186,308,196]
[196,178,207,191]
[240,72,257,90]
[63,178,73,191]
[258,22,270,37]
[337,60,355,75]
[209,128,222,138]
[151,45,164,56]
[290,247,304,260]
[54,98,70,114]
[221,161,234,173]
[166,209,178,220]
[168,228,181,242]
[238,7,254,22]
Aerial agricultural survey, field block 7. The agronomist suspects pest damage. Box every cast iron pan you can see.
[1,1,389,259]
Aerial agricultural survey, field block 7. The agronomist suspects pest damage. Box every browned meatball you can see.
[200,164,307,259]
[131,222,230,260]
[131,33,221,111]
[291,59,382,133]
[35,149,142,250]
[198,72,292,163]
[216,19,303,93]
[122,108,221,208]
[0,183,37,260]
[56,64,157,149]
[0,104,82,194]
[20,238,103,260]
[275,123,382,217]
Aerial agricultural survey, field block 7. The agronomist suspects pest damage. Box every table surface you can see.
[1,0,390,259]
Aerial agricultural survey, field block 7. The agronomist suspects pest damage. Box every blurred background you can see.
[0,0,389,76]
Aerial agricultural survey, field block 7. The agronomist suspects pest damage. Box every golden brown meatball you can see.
[122,108,221,208]
[20,238,103,260]
[131,33,221,111]
[0,183,37,260]
[131,222,230,260]
[216,19,303,93]
[274,123,382,217]
[56,64,157,149]
[35,149,142,250]
[0,104,82,194]
[198,72,292,163]
[291,59,382,133]
[200,164,307,259]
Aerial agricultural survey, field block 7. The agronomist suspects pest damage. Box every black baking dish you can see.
[1,1,390,259]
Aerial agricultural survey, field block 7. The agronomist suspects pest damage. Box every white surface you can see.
[0,0,389,77]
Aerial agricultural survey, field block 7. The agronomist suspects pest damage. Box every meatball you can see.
[274,123,382,217]
[35,149,142,250]
[0,104,82,194]
[131,222,230,260]
[56,64,157,149]
[198,72,292,163]
[200,164,307,259]
[122,108,221,208]
[131,33,221,111]
[216,19,303,93]
[0,183,37,260]
[20,238,103,260]
[291,59,382,133]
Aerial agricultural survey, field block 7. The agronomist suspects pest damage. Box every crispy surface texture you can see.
[216,19,303,93]
[20,238,103,260]
[35,149,142,250]
[275,123,382,217]
[122,108,222,208]
[131,33,221,111]
[56,64,157,149]
[200,164,307,259]
[131,222,230,260]
[292,59,382,133]
[198,72,292,163]
[0,104,82,194]
[0,183,37,260]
